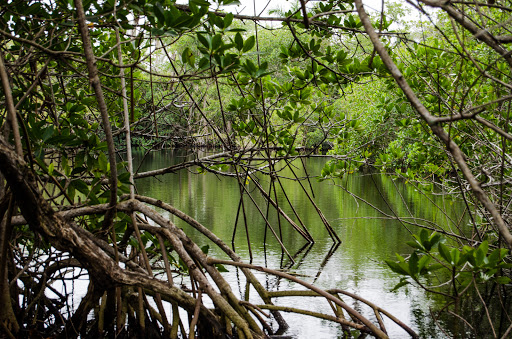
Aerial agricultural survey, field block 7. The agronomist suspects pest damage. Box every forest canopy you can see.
[1,0,512,338]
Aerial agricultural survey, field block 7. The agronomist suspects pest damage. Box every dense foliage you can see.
[1,0,512,338]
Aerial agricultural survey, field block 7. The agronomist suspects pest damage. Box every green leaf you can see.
[499,248,509,260]
[42,126,54,142]
[254,83,261,97]
[178,257,188,272]
[242,35,255,52]
[200,244,209,254]
[71,166,87,175]
[496,276,511,284]
[118,172,131,184]
[198,57,210,69]
[234,32,243,50]
[215,264,229,272]
[475,244,486,267]
[406,240,424,251]
[222,0,240,5]
[409,252,419,276]
[391,277,410,292]
[190,0,210,6]
[243,59,257,75]
[451,248,461,266]
[182,47,191,65]
[67,185,76,201]
[173,13,194,29]
[154,2,166,25]
[211,14,224,29]
[98,152,108,172]
[478,240,489,256]
[48,162,55,175]
[419,229,428,245]
[223,13,233,28]
[385,259,409,275]
[487,248,501,266]
[438,243,452,264]
[151,27,166,36]
[428,263,444,271]
[466,250,476,266]
[70,104,85,113]
[428,233,442,250]
[212,34,222,50]
[418,255,431,273]
[72,180,90,195]
[197,33,210,49]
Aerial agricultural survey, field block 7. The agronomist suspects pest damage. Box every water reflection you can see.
[133,149,468,338]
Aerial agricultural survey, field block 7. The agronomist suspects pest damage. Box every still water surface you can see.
[133,149,468,338]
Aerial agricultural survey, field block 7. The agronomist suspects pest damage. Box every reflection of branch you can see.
[133,148,345,179]
[330,289,419,338]
[284,242,313,269]
[312,242,341,284]
[249,174,313,242]
[284,158,341,243]
[333,183,475,242]
[472,276,497,338]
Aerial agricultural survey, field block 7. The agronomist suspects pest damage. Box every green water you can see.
[133,149,468,338]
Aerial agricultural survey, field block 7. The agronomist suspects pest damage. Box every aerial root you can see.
[0,138,417,338]
[125,195,416,338]
[207,258,420,339]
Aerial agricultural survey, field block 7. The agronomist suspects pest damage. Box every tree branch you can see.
[74,0,118,230]
[355,0,512,248]
[0,50,23,155]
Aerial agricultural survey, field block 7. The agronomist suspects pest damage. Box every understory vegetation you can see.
[1,0,512,338]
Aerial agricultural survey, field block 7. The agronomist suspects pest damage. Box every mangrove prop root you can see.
[208,258,420,339]
[0,139,418,338]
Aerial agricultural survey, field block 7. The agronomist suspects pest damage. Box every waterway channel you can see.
[132,149,469,338]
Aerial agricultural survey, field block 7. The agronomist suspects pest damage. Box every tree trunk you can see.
[0,195,19,337]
